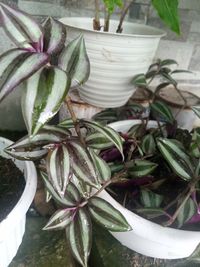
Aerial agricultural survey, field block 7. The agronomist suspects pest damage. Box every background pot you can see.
[60,17,165,108]
[98,120,200,259]
[0,137,37,267]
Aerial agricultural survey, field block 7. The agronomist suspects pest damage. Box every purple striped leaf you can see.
[4,130,65,160]
[67,140,100,189]
[43,208,76,230]
[0,3,43,51]
[46,144,71,199]
[0,48,49,102]
[58,34,90,86]
[67,208,92,267]
[22,66,70,136]
[43,17,66,55]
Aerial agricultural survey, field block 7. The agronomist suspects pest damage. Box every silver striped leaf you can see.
[67,208,92,267]
[157,138,194,181]
[4,130,65,160]
[150,101,174,124]
[140,190,163,208]
[58,119,74,129]
[89,149,111,183]
[43,17,66,55]
[41,172,81,207]
[58,34,90,86]
[88,197,132,232]
[43,208,76,230]
[67,140,100,189]
[127,160,158,177]
[0,3,43,51]
[86,132,114,150]
[82,120,124,159]
[46,144,71,198]
[0,48,49,102]
[22,66,70,136]
[177,198,197,228]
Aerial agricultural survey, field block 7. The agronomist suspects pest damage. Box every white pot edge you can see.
[98,120,200,259]
[0,137,37,267]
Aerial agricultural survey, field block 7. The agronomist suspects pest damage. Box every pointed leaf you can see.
[46,144,71,198]
[0,3,43,51]
[82,120,124,159]
[141,134,156,155]
[22,66,70,136]
[177,198,197,228]
[86,132,113,150]
[92,109,117,124]
[4,130,64,160]
[68,208,92,267]
[192,106,200,119]
[89,149,111,183]
[171,69,193,75]
[152,0,180,34]
[127,160,158,177]
[160,59,178,66]
[150,101,174,123]
[43,208,76,230]
[43,17,66,55]
[0,48,49,102]
[157,138,194,181]
[67,140,99,188]
[41,172,81,207]
[88,197,131,232]
[136,208,167,219]
[58,35,90,85]
[140,190,163,208]
[58,118,74,129]
[131,73,147,87]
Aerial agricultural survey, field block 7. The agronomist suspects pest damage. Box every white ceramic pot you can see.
[0,137,37,267]
[98,120,200,259]
[60,17,165,108]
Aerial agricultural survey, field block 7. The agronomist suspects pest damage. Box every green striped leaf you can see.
[131,73,147,87]
[136,208,167,219]
[0,3,43,51]
[0,48,49,102]
[46,144,71,198]
[58,119,74,129]
[177,198,197,228]
[4,130,64,160]
[58,34,90,85]
[160,59,178,66]
[128,123,146,139]
[157,138,194,181]
[86,132,113,150]
[43,17,66,55]
[68,208,92,267]
[127,160,158,177]
[152,0,180,34]
[67,140,99,188]
[41,172,81,207]
[150,101,174,123]
[89,149,111,183]
[192,106,200,119]
[141,134,156,155]
[22,66,70,136]
[43,124,71,136]
[140,190,163,208]
[43,209,76,230]
[88,197,131,232]
[82,120,124,159]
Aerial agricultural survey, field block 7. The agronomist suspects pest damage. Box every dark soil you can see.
[0,156,25,222]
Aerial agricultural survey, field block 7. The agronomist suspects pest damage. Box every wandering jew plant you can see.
[0,3,131,267]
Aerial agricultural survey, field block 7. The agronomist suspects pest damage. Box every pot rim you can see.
[0,137,37,239]
[59,17,166,38]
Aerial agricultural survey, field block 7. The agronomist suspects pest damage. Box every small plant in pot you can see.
[0,3,132,267]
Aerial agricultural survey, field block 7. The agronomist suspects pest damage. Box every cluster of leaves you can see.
[0,3,132,267]
[94,0,180,34]
[97,100,200,229]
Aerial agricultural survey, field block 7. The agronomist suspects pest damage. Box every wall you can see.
[1,0,200,85]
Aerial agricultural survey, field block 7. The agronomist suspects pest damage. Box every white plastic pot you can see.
[0,137,37,267]
[60,17,165,108]
[98,120,200,259]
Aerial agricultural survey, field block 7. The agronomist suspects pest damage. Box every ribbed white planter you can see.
[60,17,165,108]
[99,120,200,259]
[0,137,37,267]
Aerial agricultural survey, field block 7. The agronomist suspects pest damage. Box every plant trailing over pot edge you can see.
[0,3,131,267]
[94,0,180,34]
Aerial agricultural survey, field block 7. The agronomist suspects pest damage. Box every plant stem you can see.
[104,7,110,32]
[65,96,86,147]
[116,0,134,33]
[93,0,101,30]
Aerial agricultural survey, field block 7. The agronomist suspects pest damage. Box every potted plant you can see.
[131,58,200,131]
[59,0,180,108]
[0,3,132,267]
